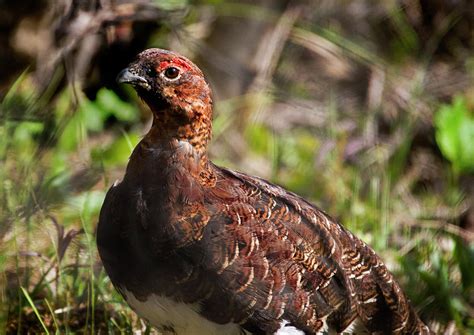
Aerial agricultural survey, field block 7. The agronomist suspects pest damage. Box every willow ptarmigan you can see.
[97,48,430,334]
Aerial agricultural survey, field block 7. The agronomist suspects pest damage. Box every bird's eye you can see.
[164,67,180,79]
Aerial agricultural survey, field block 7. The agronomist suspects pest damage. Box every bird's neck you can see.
[144,111,211,157]
[134,103,214,184]
[138,87,213,157]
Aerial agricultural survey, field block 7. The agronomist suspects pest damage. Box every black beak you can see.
[116,68,148,87]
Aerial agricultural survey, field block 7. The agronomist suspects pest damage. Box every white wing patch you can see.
[340,317,365,334]
[275,320,305,335]
[122,288,243,335]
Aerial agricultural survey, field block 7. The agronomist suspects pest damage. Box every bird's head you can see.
[117,48,213,151]
[117,48,212,120]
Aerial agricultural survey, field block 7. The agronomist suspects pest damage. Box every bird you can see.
[97,48,431,335]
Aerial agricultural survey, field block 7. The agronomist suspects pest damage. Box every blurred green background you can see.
[0,0,473,333]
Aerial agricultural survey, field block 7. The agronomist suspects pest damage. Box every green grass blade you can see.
[20,287,50,335]
[44,298,60,334]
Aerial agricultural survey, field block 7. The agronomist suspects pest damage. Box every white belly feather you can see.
[121,289,312,334]
[122,288,245,335]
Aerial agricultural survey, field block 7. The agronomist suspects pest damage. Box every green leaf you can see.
[13,121,44,144]
[95,89,139,122]
[79,100,107,132]
[91,132,140,167]
[434,96,474,174]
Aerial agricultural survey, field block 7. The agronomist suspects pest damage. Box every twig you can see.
[248,3,302,122]
[405,218,474,242]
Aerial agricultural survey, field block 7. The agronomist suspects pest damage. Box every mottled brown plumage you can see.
[97,48,430,334]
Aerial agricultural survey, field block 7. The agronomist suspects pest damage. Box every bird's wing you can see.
[177,165,427,334]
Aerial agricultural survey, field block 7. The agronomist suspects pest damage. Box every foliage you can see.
[0,76,145,333]
[435,96,474,175]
